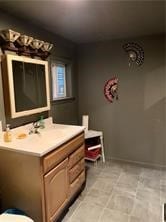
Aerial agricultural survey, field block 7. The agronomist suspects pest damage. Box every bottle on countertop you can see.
[4,124,12,142]
[39,116,45,129]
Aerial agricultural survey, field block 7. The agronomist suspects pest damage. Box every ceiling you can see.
[0,0,165,43]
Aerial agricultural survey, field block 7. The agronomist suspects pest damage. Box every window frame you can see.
[52,63,67,100]
[51,58,74,102]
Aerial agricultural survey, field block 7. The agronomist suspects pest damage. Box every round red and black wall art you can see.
[104,77,118,103]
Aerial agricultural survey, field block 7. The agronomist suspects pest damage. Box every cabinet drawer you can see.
[69,158,85,183]
[43,133,84,174]
[70,171,85,197]
[68,145,85,169]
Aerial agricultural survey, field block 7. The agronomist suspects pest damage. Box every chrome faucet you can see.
[29,122,40,135]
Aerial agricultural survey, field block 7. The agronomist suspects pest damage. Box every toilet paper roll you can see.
[82,115,89,132]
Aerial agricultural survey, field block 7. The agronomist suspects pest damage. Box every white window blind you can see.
[52,64,66,100]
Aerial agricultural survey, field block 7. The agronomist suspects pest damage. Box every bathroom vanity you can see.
[0,119,85,222]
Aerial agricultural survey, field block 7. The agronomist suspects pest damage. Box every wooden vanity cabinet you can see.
[42,132,85,222]
[0,132,85,222]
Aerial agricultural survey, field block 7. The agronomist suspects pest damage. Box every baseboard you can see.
[109,157,166,170]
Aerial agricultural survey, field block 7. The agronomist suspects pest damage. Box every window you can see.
[52,63,66,100]
[51,60,73,101]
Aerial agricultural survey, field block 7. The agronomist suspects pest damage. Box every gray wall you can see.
[0,10,78,128]
[0,10,165,167]
[78,34,166,166]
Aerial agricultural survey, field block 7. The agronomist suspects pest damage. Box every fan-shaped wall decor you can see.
[104,77,118,103]
[123,42,144,66]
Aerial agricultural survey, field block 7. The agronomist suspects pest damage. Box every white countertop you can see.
[0,118,85,157]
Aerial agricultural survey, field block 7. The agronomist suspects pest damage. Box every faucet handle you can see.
[29,127,34,135]
[33,122,40,129]
[29,122,40,135]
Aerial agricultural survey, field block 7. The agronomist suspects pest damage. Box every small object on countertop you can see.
[3,124,12,142]
[17,133,27,139]
[39,116,45,129]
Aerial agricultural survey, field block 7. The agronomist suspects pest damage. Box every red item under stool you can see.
[85,148,101,159]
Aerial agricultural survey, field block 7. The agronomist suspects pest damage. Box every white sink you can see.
[0,120,85,156]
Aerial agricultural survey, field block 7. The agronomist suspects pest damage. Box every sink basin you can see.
[40,128,66,139]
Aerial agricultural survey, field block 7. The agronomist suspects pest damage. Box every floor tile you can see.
[70,201,103,222]
[131,199,161,222]
[136,187,160,205]
[116,182,138,195]
[106,189,135,214]
[118,172,139,184]
[160,190,166,204]
[91,177,115,194]
[62,160,164,222]
[99,208,130,222]
[98,170,120,183]
[138,176,160,190]
[62,199,81,222]
[81,187,111,207]
[140,167,161,179]
[116,172,139,194]
[129,215,159,222]
[85,176,98,189]
[123,163,142,176]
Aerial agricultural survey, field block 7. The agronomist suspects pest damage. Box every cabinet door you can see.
[44,158,69,222]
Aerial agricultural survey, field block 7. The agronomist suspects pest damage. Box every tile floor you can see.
[63,160,166,222]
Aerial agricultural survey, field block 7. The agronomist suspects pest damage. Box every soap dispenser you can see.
[4,124,12,142]
[39,116,45,129]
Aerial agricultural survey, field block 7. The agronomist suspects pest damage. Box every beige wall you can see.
[78,34,166,166]
[0,10,78,128]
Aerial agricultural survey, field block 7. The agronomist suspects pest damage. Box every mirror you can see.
[2,54,50,118]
